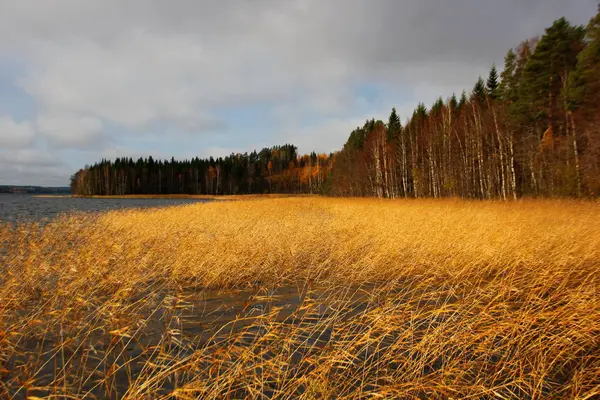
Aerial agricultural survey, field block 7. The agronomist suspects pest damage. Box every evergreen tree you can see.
[459,90,468,110]
[486,65,500,100]
[387,107,402,141]
[472,77,487,104]
[449,93,458,112]
[431,97,444,115]
[415,103,428,120]
[514,40,532,84]
[507,41,535,129]
[347,127,367,149]
[569,6,600,112]
[499,49,517,101]
[521,18,585,133]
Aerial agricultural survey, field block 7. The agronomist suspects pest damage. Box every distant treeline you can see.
[0,186,71,194]
[70,145,332,195]
[72,10,600,198]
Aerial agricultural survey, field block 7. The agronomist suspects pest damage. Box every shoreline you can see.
[32,193,314,200]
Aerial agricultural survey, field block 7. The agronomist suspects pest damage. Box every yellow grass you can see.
[1,197,599,398]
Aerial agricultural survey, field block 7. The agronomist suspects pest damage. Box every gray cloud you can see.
[36,113,105,149]
[0,148,70,186]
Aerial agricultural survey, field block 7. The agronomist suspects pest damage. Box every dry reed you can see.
[1,197,599,399]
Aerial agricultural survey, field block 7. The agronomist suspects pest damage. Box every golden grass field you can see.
[1,197,599,399]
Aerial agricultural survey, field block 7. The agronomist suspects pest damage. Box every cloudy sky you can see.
[0,0,597,186]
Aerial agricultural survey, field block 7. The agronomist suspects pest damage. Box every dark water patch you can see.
[0,283,381,398]
[1,280,584,398]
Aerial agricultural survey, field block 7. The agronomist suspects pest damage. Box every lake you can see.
[0,194,212,223]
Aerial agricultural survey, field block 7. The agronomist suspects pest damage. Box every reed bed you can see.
[1,197,599,399]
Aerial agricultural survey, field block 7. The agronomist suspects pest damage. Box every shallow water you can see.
[0,194,211,224]
[2,283,378,398]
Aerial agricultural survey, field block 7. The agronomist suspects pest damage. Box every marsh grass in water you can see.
[1,198,599,399]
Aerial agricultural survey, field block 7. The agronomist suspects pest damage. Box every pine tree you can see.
[514,40,532,84]
[507,41,535,130]
[486,65,500,100]
[499,49,517,101]
[521,18,585,133]
[569,6,600,113]
[567,6,600,196]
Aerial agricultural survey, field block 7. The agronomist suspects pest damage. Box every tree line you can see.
[70,145,332,195]
[72,9,600,198]
[329,11,600,199]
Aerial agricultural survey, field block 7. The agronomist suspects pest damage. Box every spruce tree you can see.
[472,77,486,104]
[449,93,458,112]
[415,103,428,120]
[387,107,402,141]
[486,65,500,100]
[431,97,444,115]
[459,90,468,110]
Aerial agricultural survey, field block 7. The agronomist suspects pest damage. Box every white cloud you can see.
[0,117,36,148]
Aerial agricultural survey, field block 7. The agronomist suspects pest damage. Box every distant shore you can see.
[35,193,314,200]
[31,194,73,198]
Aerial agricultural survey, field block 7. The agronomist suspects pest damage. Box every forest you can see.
[70,144,332,196]
[71,9,600,198]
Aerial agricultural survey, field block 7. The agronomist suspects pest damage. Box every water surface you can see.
[0,194,211,223]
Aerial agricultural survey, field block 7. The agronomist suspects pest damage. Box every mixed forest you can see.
[71,10,600,198]
[70,145,331,196]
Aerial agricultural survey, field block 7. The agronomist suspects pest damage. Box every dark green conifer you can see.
[472,76,486,104]
[486,65,500,100]
[387,107,402,141]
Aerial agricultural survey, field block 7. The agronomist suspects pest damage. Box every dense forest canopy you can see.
[72,9,600,198]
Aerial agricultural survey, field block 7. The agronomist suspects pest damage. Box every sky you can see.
[0,0,597,186]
